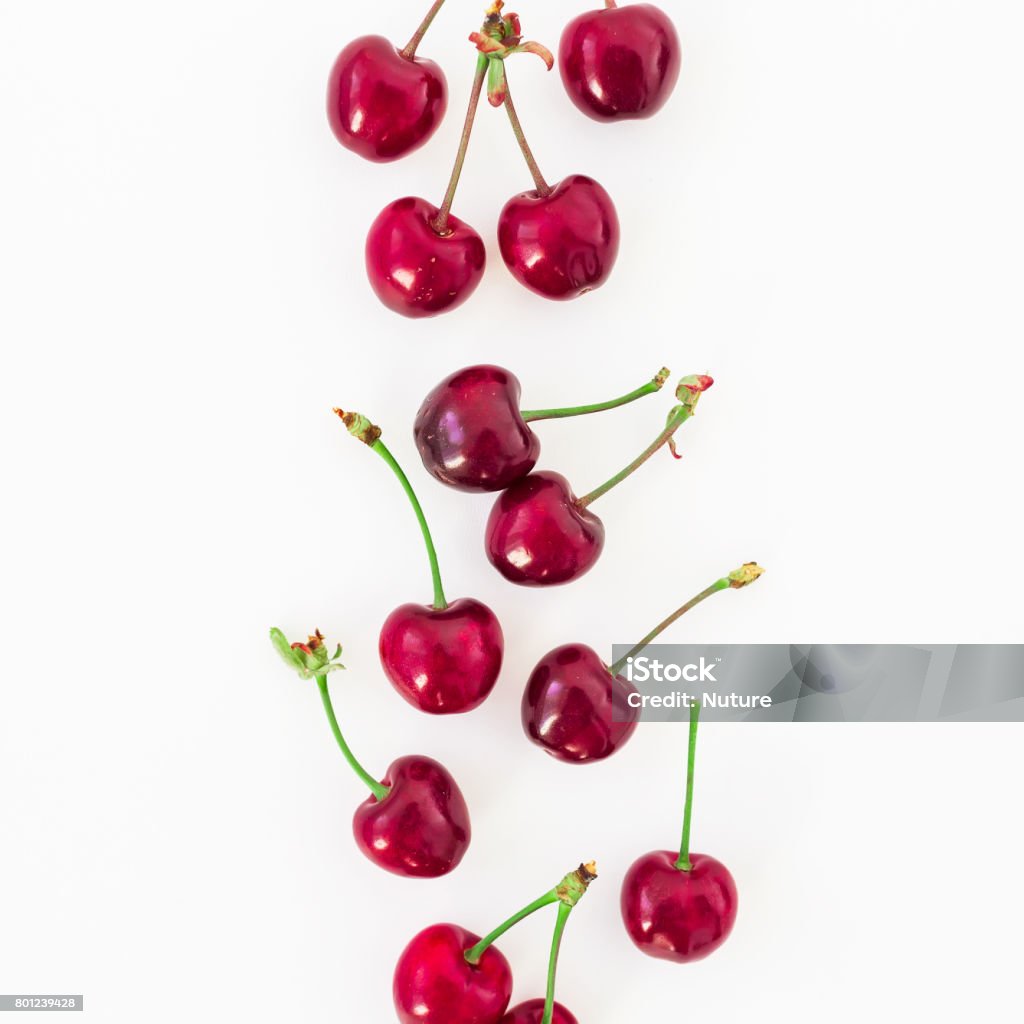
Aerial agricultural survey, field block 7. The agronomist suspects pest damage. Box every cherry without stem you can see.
[485,374,714,586]
[523,564,764,763]
[414,364,670,493]
[335,410,504,715]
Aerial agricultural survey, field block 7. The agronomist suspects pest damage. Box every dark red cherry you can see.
[414,366,540,493]
[559,4,681,122]
[366,197,486,318]
[327,35,447,161]
[485,472,605,587]
[498,175,619,300]
[620,851,738,962]
[500,999,578,1024]
[522,644,638,762]
[353,755,471,878]
[380,598,505,714]
[393,923,513,1024]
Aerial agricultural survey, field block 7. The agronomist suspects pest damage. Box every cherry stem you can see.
[503,76,551,196]
[369,439,448,610]
[676,701,700,871]
[316,675,390,803]
[576,401,697,509]
[520,368,670,423]
[541,903,572,1024]
[610,578,731,676]
[433,54,488,235]
[401,0,446,60]
[464,891,560,965]
[605,0,618,7]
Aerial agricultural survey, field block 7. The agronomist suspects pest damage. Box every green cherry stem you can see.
[316,675,390,802]
[433,54,488,235]
[541,903,572,1024]
[503,75,551,196]
[334,410,447,610]
[520,368,670,423]
[401,0,447,59]
[676,700,700,871]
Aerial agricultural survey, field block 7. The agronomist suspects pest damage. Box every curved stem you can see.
[503,77,551,196]
[541,903,572,1024]
[401,0,447,59]
[610,578,731,676]
[464,890,560,965]
[576,402,696,509]
[605,0,618,7]
[676,701,700,871]
[370,439,447,610]
[520,368,669,423]
[317,676,390,802]
[433,55,488,235]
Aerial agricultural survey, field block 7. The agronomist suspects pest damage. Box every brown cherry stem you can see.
[401,0,447,59]
[503,76,551,196]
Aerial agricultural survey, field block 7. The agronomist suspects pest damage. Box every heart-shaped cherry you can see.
[524,564,764,762]
[498,175,620,300]
[501,1000,578,1024]
[414,365,669,493]
[335,410,504,714]
[269,629,470,877]
[395,863,597,1024]
[486,374,714,586]
[559,2,681,122]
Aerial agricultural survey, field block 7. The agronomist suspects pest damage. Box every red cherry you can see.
[559,4,681,122]
[498,175,620,300]
[393,923,513,1024]
[522,644,638,762]
[620,851,738,962]
[353,755,471,878]
[485,472,605,587]
[380,598,505,714]
[366,197,486,319]
[414,366,541,493]
[327,35,447,162]
[500,999,579,1024]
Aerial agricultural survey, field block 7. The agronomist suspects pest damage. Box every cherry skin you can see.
[620,851,738,962]
[498,175,620,300]
[353,755,470,878]
[414,366,540,493]
[327,35,447,162]
[559,5,681,122]
[485,472,605,587]
[500,999,578,1024]
[366,197,486,318]
[522,644,638,762]
[393,923,513,1024]
[380,598,505,715]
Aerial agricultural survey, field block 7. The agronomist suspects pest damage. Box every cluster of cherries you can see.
[271,363,763,1023]
[328,0,682,317]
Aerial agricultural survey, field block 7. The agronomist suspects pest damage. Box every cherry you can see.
[501,1000,578,1024]
[523,565,764,762]
[486,375,714,587]
[559,2,681,122]
[414,365,668,493]
[498,174,620,300]
[335,410,504,714]
[269,629,470,878]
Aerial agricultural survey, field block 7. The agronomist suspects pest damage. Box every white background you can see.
[1,0,1022,1020]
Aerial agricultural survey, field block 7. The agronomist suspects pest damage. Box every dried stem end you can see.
[333,409,381,446]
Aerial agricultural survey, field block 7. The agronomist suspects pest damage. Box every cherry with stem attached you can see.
[524,563,765,763]
[335,410,504,715]
[486,373,714,586]
[415,364,670,492]
[394,862,597,1024]
[269,629,471,878]
[328,0,450,162]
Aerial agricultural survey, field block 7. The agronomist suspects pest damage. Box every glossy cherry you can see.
[523,644,638,761]
[559,3,681,122]
[621,851,738,962]
[365,197,486,319]
[500,1000,578,1024]
[498,174,620,300]
[327,35,447,161]
[393,923,513,1024]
